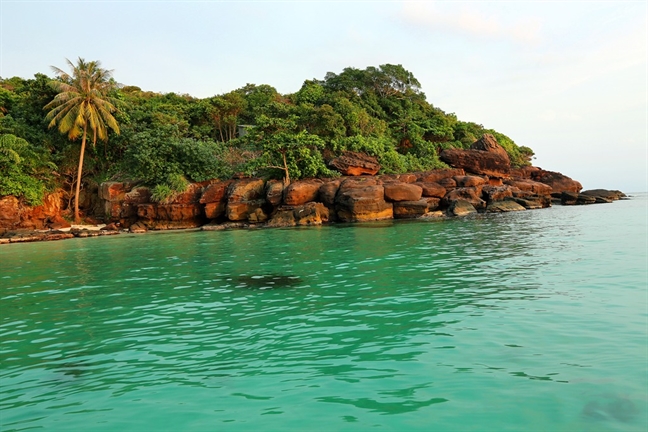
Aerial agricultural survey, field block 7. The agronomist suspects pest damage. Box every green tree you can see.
[44,58,120,222]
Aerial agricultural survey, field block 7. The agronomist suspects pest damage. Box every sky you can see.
[1,0,646,192]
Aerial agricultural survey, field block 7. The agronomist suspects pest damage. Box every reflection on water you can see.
[1,196,647,431]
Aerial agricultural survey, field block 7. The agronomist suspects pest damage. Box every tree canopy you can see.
[0,62,534,214]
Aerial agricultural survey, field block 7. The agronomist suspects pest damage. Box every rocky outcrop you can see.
[283,179,323,206]
[137,182,208,230]
[504,179,552,196]
[580,189,626,201]
[335,178,393,222]
[383,182,423,202]
[487,200,526,213]
[0,191,68,233]
[447,200,477,217]
[329,152,380,176]
[529,170,582,194]
[439,134,511,178]
[200,180,233,220]
[226,179,266,222]
[267,202,329,227]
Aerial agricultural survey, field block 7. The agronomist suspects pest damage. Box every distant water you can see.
[1,194,646,432]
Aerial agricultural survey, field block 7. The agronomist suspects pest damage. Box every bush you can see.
[123,129,230,192]
[0,134,57,205]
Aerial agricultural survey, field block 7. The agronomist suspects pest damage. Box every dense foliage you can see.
[0,63,534,208]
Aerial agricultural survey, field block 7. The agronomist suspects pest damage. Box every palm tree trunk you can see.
[282,151,290,185]
[74,126,88,224]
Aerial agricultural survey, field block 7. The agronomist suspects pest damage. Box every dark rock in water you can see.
[447,200,477,217]
[486,200,526,213]
[561,192,598,205]
[582,395,638,423]
[234,274,303,289]
[580,189,626,201]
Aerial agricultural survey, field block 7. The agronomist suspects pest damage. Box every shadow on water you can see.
[582,394,639,423]
[233,274,303,290]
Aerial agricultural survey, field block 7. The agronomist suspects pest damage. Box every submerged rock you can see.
[234,274,303,289]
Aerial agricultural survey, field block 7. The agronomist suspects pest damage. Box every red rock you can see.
[226,200,265,222]
[393,199,429,219]
[440,148,510,178]
[335,178,393,222]
[228,179,265,202]
[486,200,526,213]
[265,180,284,207]
[437,177,457,189]
[283,179,323,206]
[384,182,423,202]
[504,179,552,195]
[47,214,71,230]
[454,175,487,187]
[267,203,329,227]
[319,180,341,207]
[470,134,510,164]
[443,187,486,210]
[529,170,582,194]
[425,197,441,211]
[329,152,380,176]
[201,181,233,219]
[200,181,233,204]
[0,196,20,230]
[417,169,465,183]
[416,182,447,198]
[482,185,516,203]
[447,200,477,217]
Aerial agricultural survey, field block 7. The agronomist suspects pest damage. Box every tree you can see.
[44,58,120,222]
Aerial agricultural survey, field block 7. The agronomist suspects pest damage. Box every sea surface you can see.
[1,194,647,431]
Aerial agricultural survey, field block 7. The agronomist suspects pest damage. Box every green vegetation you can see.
[44,58,120,222]
[0,61,534,213]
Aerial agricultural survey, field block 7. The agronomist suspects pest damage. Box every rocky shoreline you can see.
[0,134,627,244]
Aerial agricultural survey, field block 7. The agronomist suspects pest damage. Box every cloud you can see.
[399,2,541,45]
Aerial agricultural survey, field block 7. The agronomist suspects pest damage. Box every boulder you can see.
[416,182,447,198]
[0,191,65,232]
[329,151,380,176]
[201,181,232,220]
[228,179,266,202]
[513,196,551,209]
[580,189,626,201]
[504,179,552,196]
[530,170,582,193]
[226,200,265,222]
[319,180,341,207]
[561,192,597,205]
[265,180,285,207]
[393,199,430,219]
[0,196,20,231]
[247,208,269,224]
[486,200,526,213]
[383,182,423,202]
[227,179,266,221]
[425,197,441,211]
[267,202,329,227]
[417,168,465,183]
[454,175,487,188]
[443,187,486,210]
[283,179,323,206]
[447,200,477,217]
[437,177,457,189]
[439,148,510,178]
[47,214,71,230]
[470,133,510,164]
[482,185,516,203]
[335,178,393,222]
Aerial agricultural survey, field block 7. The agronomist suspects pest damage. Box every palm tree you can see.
[44,58,120,223]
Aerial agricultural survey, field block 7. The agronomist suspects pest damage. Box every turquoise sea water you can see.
[1,194,647,431]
